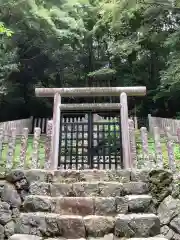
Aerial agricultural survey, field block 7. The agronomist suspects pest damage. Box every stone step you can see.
[6,169,149,184]
[15,213,159,238]
[23,195,153,215]
[29,181,149,197]
[127,238,167,240]
[115,213,160,238]
[9,234,168,240]
[52,169,133,183]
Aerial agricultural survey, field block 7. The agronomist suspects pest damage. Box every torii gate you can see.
[35,87,146,169]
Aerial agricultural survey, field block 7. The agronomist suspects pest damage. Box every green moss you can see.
[149,169,173,205]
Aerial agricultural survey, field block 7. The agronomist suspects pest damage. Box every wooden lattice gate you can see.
[58,111,122,169]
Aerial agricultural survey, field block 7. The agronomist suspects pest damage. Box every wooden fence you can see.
[0,115,148,135]
[0,118,33,140]
[2,114,180,137]
[148,114,180,136]
[0,119,179,171]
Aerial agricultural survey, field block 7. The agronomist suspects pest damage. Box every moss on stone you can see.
[149,169,173,206]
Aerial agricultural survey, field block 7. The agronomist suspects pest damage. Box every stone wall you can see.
[149,169,180,240]
[0,169,52,240]
[0,168,179,240]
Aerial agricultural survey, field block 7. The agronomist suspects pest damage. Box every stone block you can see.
[157,195,180,225]
[4,220,15,238]
[53,170,81,183]
[149,169,173,204]
[0,201,12,225]
[51,183,74,197]
[29,182,51,196]
[84,215,115,237]
[170,215,180,235]
[73,182,100,197]
[23,195,54,212]
[161,225,180,239]
[9,234,43,240]
[107,170,131,183]
[115,197,128,214]
[131,169,150,182]
[126,195,152,213]
[55,197,94,215]
[24,169,53,183]
[122,182,149,195]
[60,215,85,238]
[126,238,168,240]
[6,170,26,183]
[94,197,116,215]
[0,181,22,208]
[115,213,160,238]
[99,182,123,197]
[79,170,109,182]
[15,213,85,238]
[87,233,114,240]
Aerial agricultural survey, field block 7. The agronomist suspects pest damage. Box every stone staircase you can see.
[11,169,167,240]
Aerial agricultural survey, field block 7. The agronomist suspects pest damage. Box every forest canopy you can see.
[0,0,180,120]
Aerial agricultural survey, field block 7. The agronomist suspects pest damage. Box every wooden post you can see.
[148,114,153,134]
[128,119,137,168]
[32,127,41,168]
[6,128,16,170]
[51,93,61,170]
[153,126,163,168]
[134,116,138,130]
[120,92,131,168]
[0,128,3,162]
[165,127,176,172]
[140,126,154,168]
[19,128,29,169]
[45,120,53,169]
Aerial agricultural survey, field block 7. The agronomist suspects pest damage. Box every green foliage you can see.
[88,68,116,78]
[0,23,13,36]
[1,0,180,119]
[0,22,18,97]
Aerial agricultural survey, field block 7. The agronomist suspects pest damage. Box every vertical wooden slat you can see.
[120,92,131,169]
[153,127,163,168]
[140,127,151,168]
[51,93,61,170]
[0,128,4,161]
[134,116,138,130]
[42,118,45,133]
[6,128,16,170]
[165,127,176,172]
[128,119,137,168]
[44,121,53,169]
[177,128,180,146]
[19,128,29,169]
[31,127,41,168]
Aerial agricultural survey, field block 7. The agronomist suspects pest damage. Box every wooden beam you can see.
[35,87,146,97]
[60,103,121,110]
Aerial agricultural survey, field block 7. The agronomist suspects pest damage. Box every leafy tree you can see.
[1,0,180,120]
